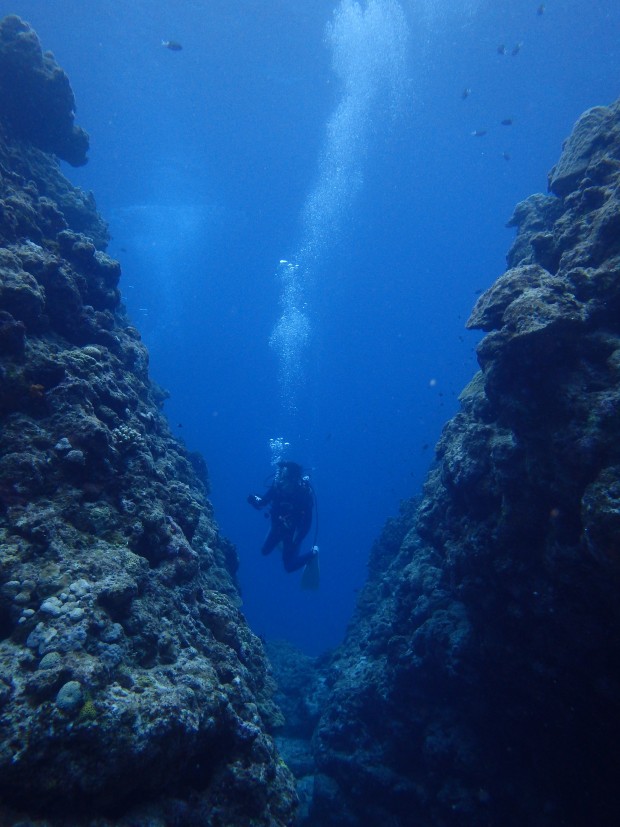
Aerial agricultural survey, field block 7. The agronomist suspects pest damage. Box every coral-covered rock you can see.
[0,248,46,329]
[265,640,332,823]
[0,309,25,356]
[0,15,88,166]
[0,16,296,827]
[302,98,620,826]
[548,103,620,197]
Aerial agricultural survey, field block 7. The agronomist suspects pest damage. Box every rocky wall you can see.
[304,99,620,826]
[0,15,297,827]
[0,15,88,167]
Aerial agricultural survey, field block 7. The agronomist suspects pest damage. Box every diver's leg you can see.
[261,524,282,556]
[282,537,316,573]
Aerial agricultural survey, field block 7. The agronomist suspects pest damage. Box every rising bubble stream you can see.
[270,0,410,414]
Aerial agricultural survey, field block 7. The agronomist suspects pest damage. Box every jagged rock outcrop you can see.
[0,16,297,827]
[0,15,89,167]
[303,99,620,826]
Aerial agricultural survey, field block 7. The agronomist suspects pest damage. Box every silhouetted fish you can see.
[511,42,523,56]
[497,44,507,55]
[462,87,472,99]
[471,129,487,137]
[162,40,183,51]
[537,4,545,15]
[501,118,513,126]
[502,151,511,161]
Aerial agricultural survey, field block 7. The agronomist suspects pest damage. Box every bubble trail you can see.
[270,0,410,413]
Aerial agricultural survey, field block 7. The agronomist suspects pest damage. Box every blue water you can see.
[12,0,620,655]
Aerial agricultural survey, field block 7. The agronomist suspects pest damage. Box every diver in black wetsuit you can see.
[247,460,317,573]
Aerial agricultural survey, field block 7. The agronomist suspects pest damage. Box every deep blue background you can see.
[10,0,620,654]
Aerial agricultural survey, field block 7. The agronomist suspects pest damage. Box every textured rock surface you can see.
[0,16,89,166]
[0,16,296,827]
[266,641,331,823]
[297,98,620,826]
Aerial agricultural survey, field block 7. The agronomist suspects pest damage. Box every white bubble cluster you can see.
[269,260,311,411]
[300,0,410,264]
[270,1,410,411]
[269,437,290,467]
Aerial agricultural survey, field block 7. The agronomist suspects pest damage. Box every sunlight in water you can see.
[270,0,410,413]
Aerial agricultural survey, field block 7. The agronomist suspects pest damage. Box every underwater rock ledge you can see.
[290,98,620,826]
[0,16,297,827]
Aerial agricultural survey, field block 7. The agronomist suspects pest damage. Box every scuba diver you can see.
[247,460,319,586]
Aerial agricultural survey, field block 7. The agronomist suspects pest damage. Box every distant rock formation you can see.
[285,99,620,825]
[267,641,332,823]
[0,16,296,827]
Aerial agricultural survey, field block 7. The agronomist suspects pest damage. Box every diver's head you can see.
[277,460,303,481]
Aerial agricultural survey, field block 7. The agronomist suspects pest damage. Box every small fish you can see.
[471,129,487,137]
[497,44,507,55]
[462,87,472,100]
[537,4,545,15]
[511,42,523,56]
[502,151,511,161]
[501,118,513,126]
[162,40,183,51]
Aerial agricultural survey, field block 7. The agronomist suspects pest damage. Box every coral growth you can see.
[0,15,89,166]
[0,15,296,827]
[277,99,620,826]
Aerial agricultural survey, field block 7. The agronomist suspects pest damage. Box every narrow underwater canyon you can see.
[2,13,620,827]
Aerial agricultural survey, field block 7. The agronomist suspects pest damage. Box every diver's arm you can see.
[247,486,274,509]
